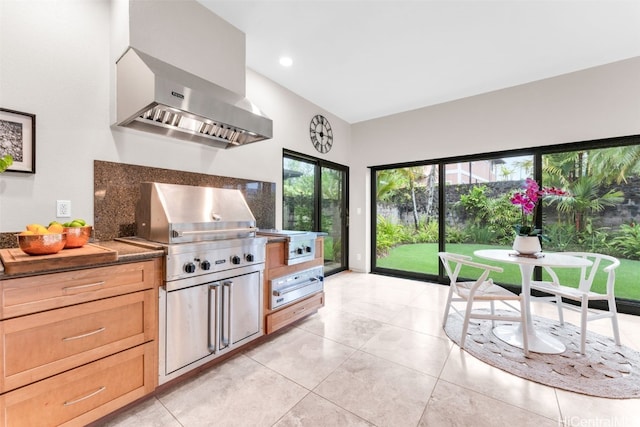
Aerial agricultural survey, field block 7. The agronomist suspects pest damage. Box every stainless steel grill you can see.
[133,182,267,385]
[257,229,317,265]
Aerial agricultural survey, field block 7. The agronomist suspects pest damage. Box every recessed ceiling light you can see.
[279,56,293,67]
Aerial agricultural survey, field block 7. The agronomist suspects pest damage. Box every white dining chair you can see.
[530,252,621,354]
[439,252,529,356]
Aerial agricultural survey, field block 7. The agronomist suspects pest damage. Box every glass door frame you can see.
[370,135,640,316]
[283,149,349,275]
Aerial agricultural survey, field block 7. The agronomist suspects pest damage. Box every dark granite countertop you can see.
[258,231,327,243]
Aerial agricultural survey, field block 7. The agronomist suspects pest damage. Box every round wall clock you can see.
[309,114,333,153]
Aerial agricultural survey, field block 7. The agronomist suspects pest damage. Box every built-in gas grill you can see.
[257,229,317,265]
[256,229,324,313]
[132,182,267,385]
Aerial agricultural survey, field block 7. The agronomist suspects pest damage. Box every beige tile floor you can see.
[101,271,640,427]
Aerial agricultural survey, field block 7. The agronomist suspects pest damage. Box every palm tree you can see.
[544,151,625,233]
[376,169,402,201]
[424,165,437,218]
[376,167,426,231]
[399,167,426,231]
[588,145,640,184]
[556,176,624,233]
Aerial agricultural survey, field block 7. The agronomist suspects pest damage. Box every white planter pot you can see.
[512,235,541,255]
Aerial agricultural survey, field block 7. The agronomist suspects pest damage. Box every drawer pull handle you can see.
[63,327,106,341]
[64,386,106,406]
[63,281,106,293]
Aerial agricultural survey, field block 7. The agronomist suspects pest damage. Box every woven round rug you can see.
[444,312,640,398]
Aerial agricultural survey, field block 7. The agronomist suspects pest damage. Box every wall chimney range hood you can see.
[116,47,273,149]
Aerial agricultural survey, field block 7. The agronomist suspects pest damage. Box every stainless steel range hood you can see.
[116,47,272,149]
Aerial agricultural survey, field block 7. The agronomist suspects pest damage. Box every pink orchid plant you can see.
[510,178,566,237]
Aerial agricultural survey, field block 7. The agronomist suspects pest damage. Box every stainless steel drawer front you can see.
[270,266,324,309]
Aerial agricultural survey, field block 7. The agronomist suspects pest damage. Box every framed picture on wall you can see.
[0,108,36,174]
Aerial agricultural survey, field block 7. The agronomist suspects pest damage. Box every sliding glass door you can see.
[371,134,640,315]
[283,151,349,275]
[374,164,439,277]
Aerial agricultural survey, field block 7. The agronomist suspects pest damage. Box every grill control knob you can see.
[200,260,211,271]
[245,253,254,262]
[231,255,241,265]
[184,262,196,274]
[296,247,304,255]
[305,246,312,253]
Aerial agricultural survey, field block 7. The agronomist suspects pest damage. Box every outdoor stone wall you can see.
[379,178,640,229]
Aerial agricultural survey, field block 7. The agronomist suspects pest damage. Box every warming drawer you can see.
[269,265,324,310]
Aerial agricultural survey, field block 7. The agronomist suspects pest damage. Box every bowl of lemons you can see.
[17,223,67,255]
[60,219,92,248]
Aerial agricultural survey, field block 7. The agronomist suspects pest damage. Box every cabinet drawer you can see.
[0,290,156,393]
[0,259,160,319]
[266,291,324,334]
[0,342,155,427]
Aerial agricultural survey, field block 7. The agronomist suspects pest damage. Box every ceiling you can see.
[198,1,640,124]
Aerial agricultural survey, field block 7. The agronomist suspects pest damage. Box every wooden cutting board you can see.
[0,243,118,275]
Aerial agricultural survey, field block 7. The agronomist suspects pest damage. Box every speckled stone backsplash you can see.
[93,160,276,241]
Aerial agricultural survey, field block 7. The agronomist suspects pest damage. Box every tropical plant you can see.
[376,169,403,201]
[457,185,522,244]
[612,222,640,260]
[556,176,624,233]
[542,222,576,251]
[445,225,467,243]
[415,219,438,243]
[588,146,640,184]
[458,185,491,227]
[376,215,405,256]
[577,218,613,254]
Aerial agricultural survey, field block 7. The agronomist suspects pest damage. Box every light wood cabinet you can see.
[266,291,324,334]
[0,261,157,319]
[264,238,324,334]
[0,258,160,427]
[0,343,155,427]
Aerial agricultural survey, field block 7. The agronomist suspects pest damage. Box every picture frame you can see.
[0,108,36,174]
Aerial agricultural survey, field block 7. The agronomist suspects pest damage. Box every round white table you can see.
[474,249,592,354]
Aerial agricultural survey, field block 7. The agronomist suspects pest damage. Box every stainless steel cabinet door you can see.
[227,271,261,345]
[165,283,212,374]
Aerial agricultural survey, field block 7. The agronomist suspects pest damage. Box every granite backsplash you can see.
[93,160,276,241]
[0,161,276,248]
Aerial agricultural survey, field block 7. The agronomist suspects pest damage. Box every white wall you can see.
[0,0,350,234]
[349,57,640,272]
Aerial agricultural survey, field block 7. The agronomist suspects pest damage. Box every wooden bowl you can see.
[17,233,67,255]
[63,225,92,248]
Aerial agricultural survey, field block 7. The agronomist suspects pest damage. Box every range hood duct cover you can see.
[116,47,273,149]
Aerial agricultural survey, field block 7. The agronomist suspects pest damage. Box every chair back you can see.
[438,252,503,294]
[556,252,620,295]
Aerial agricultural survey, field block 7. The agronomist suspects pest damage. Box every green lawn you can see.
[376,243,640,301]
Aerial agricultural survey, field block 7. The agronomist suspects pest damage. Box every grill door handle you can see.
[172,227,257,238]
[221,280,232,348]
[272,277,319,296]
[208,283,219,353]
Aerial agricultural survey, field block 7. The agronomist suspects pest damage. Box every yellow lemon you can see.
[26,223,42,232]
[19,230,35,235]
